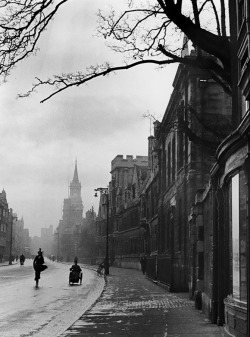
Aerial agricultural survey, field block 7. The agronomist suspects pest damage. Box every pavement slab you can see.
[61,267,226,337]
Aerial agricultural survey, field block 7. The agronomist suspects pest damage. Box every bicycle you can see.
[97,263,104,276]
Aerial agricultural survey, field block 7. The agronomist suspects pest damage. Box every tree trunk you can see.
[158,0,231,75]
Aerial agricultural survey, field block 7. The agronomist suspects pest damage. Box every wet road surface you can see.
[0,259,104,337]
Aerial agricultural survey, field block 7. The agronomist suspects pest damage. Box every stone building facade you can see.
[144,51,232,292]
[0,190,9,262]
[0,190,27,262]
[57,161,83,261]
[78,208,96,263]
[95,155,149,268]
[94,3,250,334]
[189,2,250,336]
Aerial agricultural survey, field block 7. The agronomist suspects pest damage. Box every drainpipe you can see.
[243,153,250,336]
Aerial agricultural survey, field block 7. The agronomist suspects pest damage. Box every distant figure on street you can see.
[140,256,147,275]
[33,248,47,288]
[70,257,82,275]
[20,253,25,265]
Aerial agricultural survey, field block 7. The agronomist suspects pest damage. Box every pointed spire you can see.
[73,159,79,182]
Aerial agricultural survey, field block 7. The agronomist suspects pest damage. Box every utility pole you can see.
[95,187,109,275]
[57,231,59,261]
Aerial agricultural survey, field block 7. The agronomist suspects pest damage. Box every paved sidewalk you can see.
[0,260,19,267]
[61,267,226,337]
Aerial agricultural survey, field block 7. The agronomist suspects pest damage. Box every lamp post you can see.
[9,208,17,265]
[94,187,109,275]
[56,230,59,261]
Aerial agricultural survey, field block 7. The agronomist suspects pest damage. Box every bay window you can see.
[229,170,247,301]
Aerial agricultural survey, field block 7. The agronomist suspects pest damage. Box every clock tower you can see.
[69,160,83,222]
[59,160,84,261]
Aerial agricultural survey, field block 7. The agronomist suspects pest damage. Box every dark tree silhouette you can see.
[0,0,69,79]
[14,1,231,103]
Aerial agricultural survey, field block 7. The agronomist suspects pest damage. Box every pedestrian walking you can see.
[20,253,25,265]
[33,248,47,288]
[140,255,147,275]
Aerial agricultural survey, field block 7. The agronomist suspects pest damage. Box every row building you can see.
[94,2,250,334]
[0,189,30,262]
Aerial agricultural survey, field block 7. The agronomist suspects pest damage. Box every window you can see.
[165,210,172,251]
[172,135,176,181]
[132,184,136,199]
[237,0,245,29]
[240,94,250,118]
[177,103,184,171]
[178,128,184,171]
[246,100,250,112]
[230,170,247,301]
[168,143,171,185]
[240,48,248,71]
[178,199,182,251]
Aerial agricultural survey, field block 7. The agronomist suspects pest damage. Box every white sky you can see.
[0,0,178,237]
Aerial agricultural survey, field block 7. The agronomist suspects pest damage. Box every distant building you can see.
[78,208,97,263]
[82,207,96,233]
[23,228,31,257]
[0,189,9,262]
[13,216,25,257]
[57,161,84,261]
[95,155,149,267]
[30,236,41,256]
[40,225,53,257]
[0,191,27,262]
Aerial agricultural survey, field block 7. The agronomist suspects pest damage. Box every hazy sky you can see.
[0,0,177,237]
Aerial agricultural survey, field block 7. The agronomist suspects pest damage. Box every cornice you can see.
[211,111,250,177]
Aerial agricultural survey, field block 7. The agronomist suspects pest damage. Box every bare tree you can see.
[18,0,230,103]
[0,0,69,80]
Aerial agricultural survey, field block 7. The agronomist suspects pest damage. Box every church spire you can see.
[73,159,79,183]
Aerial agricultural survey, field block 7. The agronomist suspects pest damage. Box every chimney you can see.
[148,136,154,171]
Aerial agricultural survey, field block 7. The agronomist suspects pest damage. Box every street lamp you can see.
[94,187,109,275]
[9,208,17,265]
[55,230,59,261]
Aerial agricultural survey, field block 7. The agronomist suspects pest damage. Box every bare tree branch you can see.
[15,1,231,102]
[0,0,69,79]
[157,0,230,71]
[220,0,227,36]
[209,1,222,36]
[19,59,177,103]
[191,0,200,28]
[158,44,231,95]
